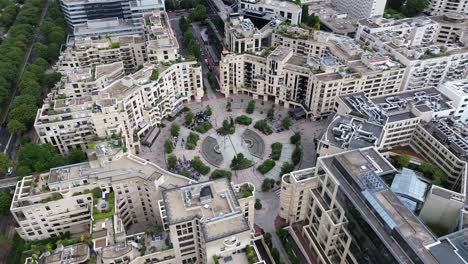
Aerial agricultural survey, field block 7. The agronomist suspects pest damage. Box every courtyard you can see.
[139,91,328,189]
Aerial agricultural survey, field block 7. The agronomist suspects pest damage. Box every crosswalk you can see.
[272,188,281,197]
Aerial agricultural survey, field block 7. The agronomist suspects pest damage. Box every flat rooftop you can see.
[428,228,468,264]
[307,1,357,34]
[341,88,452,124]
[322,114,384,150]
[162,179,250,241]
[320,148,438,263]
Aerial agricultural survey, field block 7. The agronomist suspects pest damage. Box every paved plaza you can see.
[139,89,329,189]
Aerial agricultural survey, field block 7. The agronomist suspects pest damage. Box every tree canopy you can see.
[16,143,66,177]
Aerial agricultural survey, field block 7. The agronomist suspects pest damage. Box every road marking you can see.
[4,134,13,154]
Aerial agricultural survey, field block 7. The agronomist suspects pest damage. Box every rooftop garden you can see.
[260,47,276,58]
[239,184,254,198]
[391,155,449,188]
[92,188,115,221]
[150,69,159,81]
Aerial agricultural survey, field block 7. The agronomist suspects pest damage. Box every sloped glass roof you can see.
[391,168,429,203]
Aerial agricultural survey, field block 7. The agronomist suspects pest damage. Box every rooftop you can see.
[320,148,438,263]
[162,179,250,241]
[307,1,357,34]
[144,11,179,50]
[43,243,89,264]
[341,88,453,125]
[428,228,468,264]
[322,114,384,150]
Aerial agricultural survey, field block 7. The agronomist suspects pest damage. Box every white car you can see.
[6,167,13,176]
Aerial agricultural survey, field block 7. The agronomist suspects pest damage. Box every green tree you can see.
[246,100,255,114]
[7,119,26,135]
[68,148,87,164]
[33,43,49,60]
[170,123,180,137]
[185,111,194,125]
[267,107,275,120]
[167,154,177,170]
[255,199,262,210]
[8,103,38,128]
[290,132,301,144]
[0,153,12,173]
[401,0,429,17]
[11,95,37,109]
[164,139,174,153]
[0,190,12,215]
[280,162,295,177]
[392,154,410,168]
[179,16,189,33]
[292,144,302,165]
[17,143,66,176]
[282,116,292,129]
[205,105,212,116]
[189,5,207,22]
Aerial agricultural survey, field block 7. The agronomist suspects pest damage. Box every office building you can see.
[438,79,468,122]
[331,0,386,19]
[239,0,302,25]
[335,88,454,151]
[60,0,165,32]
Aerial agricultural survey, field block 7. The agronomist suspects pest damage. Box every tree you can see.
[189,5,207,22]
[205,105,212,116]
[8,103,38,128]
[167,154,177,170]
[401,0,429,17]
[33,43,49,60]
[282,117,292,129]
[11,95,37,109]
[280,162,295,177]
[68,149,87,164]
[164,139,174,153]
[392,154,410,168]
[301,5,309,24]
[255,199,262,210]
[0,153,12,173]
[211,169,232,180]
[170,123,180,137]
[290,132,301,144]
[0,190,12,215]
[267,107,275,120]
[17,143,66,176]
[292,144,302,165]
[264,232,272,249]
[246,100,255,114]
[185,111,194,125]
[179,16,189,33]
[7,119,26,135]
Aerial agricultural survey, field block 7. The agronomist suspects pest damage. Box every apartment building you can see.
[144,11,179,63]
[220,28,405,120]
[331,0,386,19]
[224,13,280,54]
[58,36,147,73]
[430,13,468,45]
[356,16,468,90]
[334,88,454,151]
[160,180,256,264]
[428,0,468,16]
[35,61,203,155]
[59,0,165,31]
[55,62,125,98]
[239,0,302,25]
